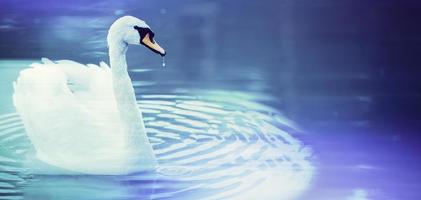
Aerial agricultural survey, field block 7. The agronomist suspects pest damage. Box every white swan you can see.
[12,16,166,175]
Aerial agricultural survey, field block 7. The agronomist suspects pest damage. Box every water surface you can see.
[0,63,313,199]
[1,0,421,199]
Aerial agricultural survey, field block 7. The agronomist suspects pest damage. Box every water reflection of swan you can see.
[12,16,165,175]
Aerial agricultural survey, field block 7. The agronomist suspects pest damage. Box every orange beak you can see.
[141,33,166,57]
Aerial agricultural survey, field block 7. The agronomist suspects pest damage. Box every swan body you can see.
[12,16,166,175]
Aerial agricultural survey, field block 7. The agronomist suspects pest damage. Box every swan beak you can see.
[141,33,166,57]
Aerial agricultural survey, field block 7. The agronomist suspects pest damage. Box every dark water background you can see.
[1,0,421,199]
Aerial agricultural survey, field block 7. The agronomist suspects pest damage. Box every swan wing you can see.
[13,58,129,173]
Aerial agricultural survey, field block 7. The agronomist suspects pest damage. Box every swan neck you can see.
[107,40,157,165]
[109,42,128,73]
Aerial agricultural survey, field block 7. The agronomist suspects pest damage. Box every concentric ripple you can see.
[0,91,314,200]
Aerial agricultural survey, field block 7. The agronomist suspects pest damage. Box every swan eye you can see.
[134,26,155,43]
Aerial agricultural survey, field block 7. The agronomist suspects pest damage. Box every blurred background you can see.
[1,0,420,132]
[1,0,421,199]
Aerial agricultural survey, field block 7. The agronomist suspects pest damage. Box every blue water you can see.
[0,62,313,199]
[1,0,421,199]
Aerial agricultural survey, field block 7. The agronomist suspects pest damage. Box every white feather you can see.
[13,16,158,175]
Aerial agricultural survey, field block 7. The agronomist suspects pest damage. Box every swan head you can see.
[107,16,166,56]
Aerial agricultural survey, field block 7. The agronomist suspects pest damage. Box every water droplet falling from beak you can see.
[162,56,166,67]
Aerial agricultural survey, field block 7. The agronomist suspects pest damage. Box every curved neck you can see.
[108,41,157,165]
[109,41,128,74]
